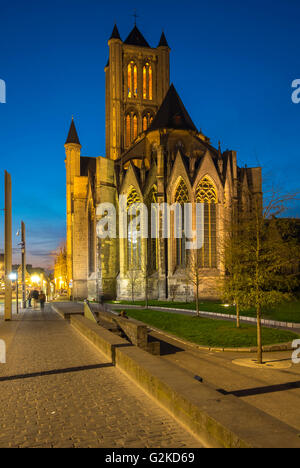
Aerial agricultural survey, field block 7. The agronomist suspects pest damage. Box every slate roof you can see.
[65,118,80,145]
[149,84,198,132]
[124,26,150,48]
[110,24,121,40]
[158,31,169,48]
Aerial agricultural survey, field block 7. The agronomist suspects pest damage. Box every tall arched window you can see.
[142,112,154,132]
[196,177,218,268]
[143,63,153,100]
[133,114,138,140]
[125,113,139,147]
[149,186,158,271]
[127,188,141,269]
[128,62,138,98]
[174,179,190,267]
[126,114,131,147]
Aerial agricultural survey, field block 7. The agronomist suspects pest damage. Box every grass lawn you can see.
[109,299,300,323]
[124,309,299,348]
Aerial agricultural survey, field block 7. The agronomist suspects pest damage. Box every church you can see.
[65,24,262,301]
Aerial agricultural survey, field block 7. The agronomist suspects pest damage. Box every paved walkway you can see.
[148,328,300,432]
[0,307,201,448]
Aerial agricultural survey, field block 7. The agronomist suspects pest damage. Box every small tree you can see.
[221,215,249,328]
[223,191,300,363]
[186,250,203,317]
[127,268,139,303]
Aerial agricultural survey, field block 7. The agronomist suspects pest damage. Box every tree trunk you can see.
[196,285,200,317]
[236,299,240,328]
[257,304,263,364]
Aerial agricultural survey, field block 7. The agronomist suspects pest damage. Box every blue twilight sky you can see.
[0,0,300,268]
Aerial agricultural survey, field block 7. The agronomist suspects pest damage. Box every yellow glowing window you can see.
[134,65,138,98]
[143,63,153,100]
[126,114,131,147]
[143,116,148,132]
[128,64,132,98]
[133,115,138,140]
[149,66,153,100]
[143,66,147,99]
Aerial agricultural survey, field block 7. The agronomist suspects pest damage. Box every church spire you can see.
[158,31,169,48]
[110,24,122,41]
[65,117,80,145]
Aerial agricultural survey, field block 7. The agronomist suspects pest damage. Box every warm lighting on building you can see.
[31,275,41,284]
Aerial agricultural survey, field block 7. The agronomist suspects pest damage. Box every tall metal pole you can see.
[21,221,26,309]
[4,171,12,321]
[16,277,19,314]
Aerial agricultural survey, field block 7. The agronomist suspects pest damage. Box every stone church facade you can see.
[65,24,262,301]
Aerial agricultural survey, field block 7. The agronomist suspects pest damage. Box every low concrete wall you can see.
[91,304,160,354]
[69,315,300,449]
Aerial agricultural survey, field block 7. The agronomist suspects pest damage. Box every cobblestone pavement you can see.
[0,307,202,448]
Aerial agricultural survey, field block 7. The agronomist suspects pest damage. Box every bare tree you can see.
[222,190,300,363]
[186,250,203,317]
[127,268,139,303]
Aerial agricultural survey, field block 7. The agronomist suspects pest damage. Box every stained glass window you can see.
[127,187,141,269]
[196,177,218,268]
[174,180,189,267]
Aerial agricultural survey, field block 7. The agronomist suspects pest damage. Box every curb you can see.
[65,312,300,448]
[147,324,294,354]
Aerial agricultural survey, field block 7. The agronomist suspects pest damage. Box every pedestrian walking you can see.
[32,290,39,309]
[27,290,33,308]
[39,291,46,310]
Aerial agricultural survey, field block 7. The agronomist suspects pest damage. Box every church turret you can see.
[110,24,121,41]
[158,31,169,48]
[65,117,81,292]
[218,141,223,174]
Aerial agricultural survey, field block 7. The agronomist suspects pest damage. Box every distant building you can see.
[65,24,262,301]
[54,247,68,291]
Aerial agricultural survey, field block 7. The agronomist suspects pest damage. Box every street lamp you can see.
[9,272,18,314]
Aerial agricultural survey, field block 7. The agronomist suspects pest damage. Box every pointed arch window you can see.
[128,61,138,98]
[174,179,190,267]
[133,114,138,140]
[142,112,154,132]
[126,114,131,147]
[143,63,153,101]
[196,177,218,268]
[127,187,141,269]
[125,112,139,147]
[149,186,158,271]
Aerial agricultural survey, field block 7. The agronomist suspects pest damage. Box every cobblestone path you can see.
[0,307,201,448]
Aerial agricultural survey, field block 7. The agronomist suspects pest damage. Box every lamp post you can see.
[4,171,12,321]
[17,221,26,309]
[9,272,18,314]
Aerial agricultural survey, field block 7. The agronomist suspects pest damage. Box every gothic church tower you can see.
[105,24,170,160]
